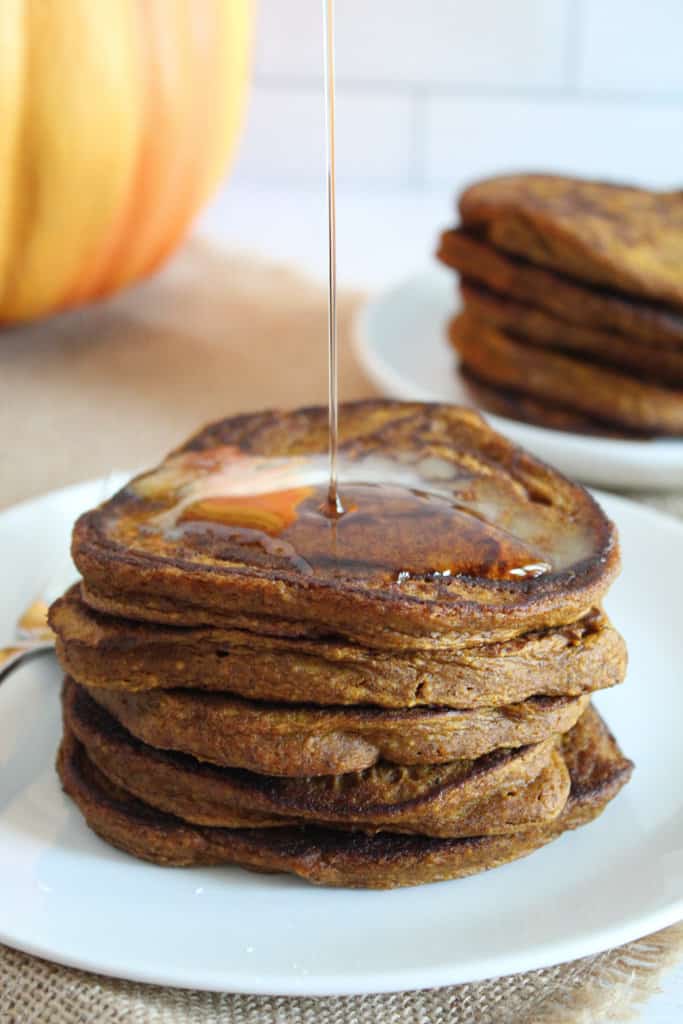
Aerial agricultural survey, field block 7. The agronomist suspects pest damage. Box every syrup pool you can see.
[133,448,555,584]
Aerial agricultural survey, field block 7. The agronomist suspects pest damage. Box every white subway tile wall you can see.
[231,0,683,190]
[425,96,683,189]
[236,87,419,184]
[578,0,683,94]
[253,0,571,88]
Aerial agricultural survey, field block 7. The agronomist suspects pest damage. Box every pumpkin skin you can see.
[0,0,250,323]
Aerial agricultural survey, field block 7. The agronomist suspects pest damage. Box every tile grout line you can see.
[250,73,683,107]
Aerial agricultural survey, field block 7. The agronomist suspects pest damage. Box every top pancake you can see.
[72,401,619,648]
[459,174,683,309]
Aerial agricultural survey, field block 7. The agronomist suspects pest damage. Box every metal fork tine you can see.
[2,470,128,681]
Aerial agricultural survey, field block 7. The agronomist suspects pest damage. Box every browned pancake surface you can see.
[64,681,570,838]
[51,587,627,709]
[437,229,683,348]
[460,370,645,438]
[82,677,588,775]
[450,314,683,435]
[459,174,683,308]
[461,282,683,386]
[57,704,633,888]
[71,401,619,648]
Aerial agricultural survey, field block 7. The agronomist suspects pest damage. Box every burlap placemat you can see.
[1,925,683,1024]
[0,238,372,510]
[1,239,682,1022]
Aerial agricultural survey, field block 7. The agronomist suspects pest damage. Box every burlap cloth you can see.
[1,239,682,1023]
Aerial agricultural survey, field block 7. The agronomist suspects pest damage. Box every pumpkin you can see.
[0,0,251,323]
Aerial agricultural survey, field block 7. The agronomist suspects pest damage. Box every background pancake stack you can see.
[437,174,683,437]
[51,402,633,888]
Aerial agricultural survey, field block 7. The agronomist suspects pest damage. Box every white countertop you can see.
[197,182,683,1024]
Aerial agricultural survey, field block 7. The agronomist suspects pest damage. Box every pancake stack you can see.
[51,401,633,888]
[437,174,683,436]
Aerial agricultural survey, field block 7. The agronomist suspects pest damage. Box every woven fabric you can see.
[0,239,371,511]
[2,925,683,1024]
[0,241,682,1022]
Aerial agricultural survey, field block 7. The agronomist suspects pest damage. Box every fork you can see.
[0,472,122,684]
[0,599,57,682]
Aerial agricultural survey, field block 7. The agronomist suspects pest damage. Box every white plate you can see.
[355,267,683,490]
[1,478,682,996]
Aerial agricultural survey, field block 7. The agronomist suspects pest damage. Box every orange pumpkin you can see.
[0,0,251,323]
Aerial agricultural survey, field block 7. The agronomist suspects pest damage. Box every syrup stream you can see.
[131,3,557,586]
[322,0,343,518]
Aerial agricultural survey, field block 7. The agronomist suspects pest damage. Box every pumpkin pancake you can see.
[50,589,626,708]
[51,587,627,710]
[460,369,643,438]
[64,680,570,839]
[461,282,683,386]
[459,174,683,308]
[81,679,588,776]
[57,704,633,888]
[71,401,620,649]
[450,313,683,435]
[437,229,683,349]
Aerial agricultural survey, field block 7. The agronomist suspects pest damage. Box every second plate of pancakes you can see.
[355,267,683,490]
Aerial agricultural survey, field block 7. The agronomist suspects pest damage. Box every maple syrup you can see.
[136,447,554,584]
[323,0,342,518]
[172,482,550,583]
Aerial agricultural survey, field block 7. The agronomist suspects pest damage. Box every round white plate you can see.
[355,267,683,490]
[1,479,682,996]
